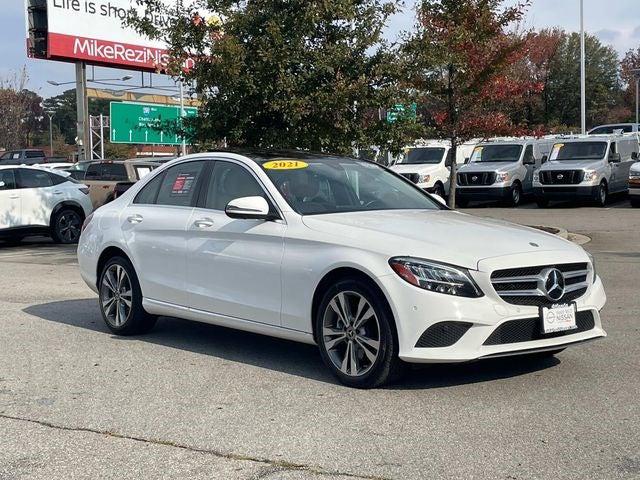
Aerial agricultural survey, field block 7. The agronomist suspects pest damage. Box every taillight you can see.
[81,213,94,233]
[79,187,90,195]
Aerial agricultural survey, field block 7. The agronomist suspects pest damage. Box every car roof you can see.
[203,149,354,165]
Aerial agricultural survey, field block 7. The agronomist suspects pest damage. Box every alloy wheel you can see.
[322,291,381,377]
[58,211,81,243]
[100,264,133,327]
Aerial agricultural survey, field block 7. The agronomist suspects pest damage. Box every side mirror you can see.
[610,153,621,163]
[464,157,470,164]
[541,155,548,164]
[225,196,273,220]
[631,152,638,160]
[523,157,535,165]
[431,193,447,206]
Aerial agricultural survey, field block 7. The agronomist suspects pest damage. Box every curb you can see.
[530,225,590,245]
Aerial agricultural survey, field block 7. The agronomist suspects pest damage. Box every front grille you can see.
[491,263,589,307]
[483,310,595,345]
[400,173,420,184]
[540,170,584,185]
[415,321,473,348]
[457,172,496,186]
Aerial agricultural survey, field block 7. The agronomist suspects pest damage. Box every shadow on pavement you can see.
[24,298,560,389]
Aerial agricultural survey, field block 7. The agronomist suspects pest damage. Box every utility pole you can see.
[179,80,186,156]
[580,0,586,134]
[47,112,54,156]
[632,69,640,125]
[75,62,90,161]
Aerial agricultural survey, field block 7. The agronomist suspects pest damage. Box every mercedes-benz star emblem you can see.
[540,268,565,301]
[471,175,478,182]
[557,174,564,179]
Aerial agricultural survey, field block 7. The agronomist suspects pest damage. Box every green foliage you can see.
[128,0,414,155]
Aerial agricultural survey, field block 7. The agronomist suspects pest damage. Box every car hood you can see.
[391,163,441,174]
[302,210,576,270]
[541,160,600,170]
[458,162,518,172]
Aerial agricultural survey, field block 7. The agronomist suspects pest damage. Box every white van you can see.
[455,137,556,207]
[533,133,640,207]
[390,140,477,197]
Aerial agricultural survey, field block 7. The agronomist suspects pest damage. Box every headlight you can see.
[419,174,431,183]
[583,170,598,182]
[495,172,509,182]
[389,257,483,298]
[587,252,597,284]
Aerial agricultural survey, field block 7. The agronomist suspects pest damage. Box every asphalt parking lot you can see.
[1,199,639,480]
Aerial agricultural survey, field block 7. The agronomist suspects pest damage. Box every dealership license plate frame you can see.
[540,303,578,334]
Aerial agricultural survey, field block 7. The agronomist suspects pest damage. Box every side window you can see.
[84,163,102,180]
[156,161,206,207]
[26,151,44,158]
[133,172,165,205]
[523,145,534,163]
[0,169,17,190]
[444,149,454,167]
[18,169,53,188]
[609,143,617,160]
[205,161,266,211]
[48,172,67,185]
[100,163,128,181]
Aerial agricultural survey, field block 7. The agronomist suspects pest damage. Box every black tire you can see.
[315,278,404,388]
[507,182,522,207]
[593,181,608,207]
[51,208,83,244]
[98,256,157,336]
[535,198,549,208]
[432,182,445,199]
[630,197,640,208]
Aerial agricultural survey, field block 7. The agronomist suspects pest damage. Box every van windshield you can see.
[551,142,607,161]
[470,145,522,163]
[403,148,445,164]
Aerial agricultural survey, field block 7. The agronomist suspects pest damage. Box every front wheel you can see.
[51,209,82,244]
[594,181,608,207]
[507,183,522,207]
[432,182,445,199]
[315,279,404,388]
[99,256,157,335]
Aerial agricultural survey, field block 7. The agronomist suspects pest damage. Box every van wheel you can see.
[99,256,157,335]
[432,182,445,198]
[315,279,404,388]
[594,181,608,207]
[51,209,83,244]
[507,182,522,207]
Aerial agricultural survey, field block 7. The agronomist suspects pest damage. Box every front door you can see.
[122,161,206,306]
[186,160,285,326]
[522,144,535,192]
[0,169,21,229]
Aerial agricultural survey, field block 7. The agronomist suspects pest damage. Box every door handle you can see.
[194,218,214,228]
[127,214,143,224]
[53,191,63,195]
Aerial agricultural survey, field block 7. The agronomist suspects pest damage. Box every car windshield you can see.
[470,145,523,163]
[259,156,442,215]
[550,142,607,161]
[403,148,445,164]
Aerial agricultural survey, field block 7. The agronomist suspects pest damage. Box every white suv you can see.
[78,152,606,388]
[0,166,93,244]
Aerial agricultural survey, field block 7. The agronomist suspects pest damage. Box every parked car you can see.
[455,137,555,207]
[588,123,639,135]
[629,162,640,207]
[0,165,93,244]
[82,159,160,208]
[78,151,606,388]
[33,162,74,175]
[0,149,46,165]
[533,133,640,207]
[390,140,476,198]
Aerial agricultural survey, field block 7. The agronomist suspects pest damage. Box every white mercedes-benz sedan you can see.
[78,151,606,388]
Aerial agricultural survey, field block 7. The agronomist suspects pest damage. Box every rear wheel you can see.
[315,279,403,388]
[99,256,157,335]
[432,182,445,199]
[51,209,82,244]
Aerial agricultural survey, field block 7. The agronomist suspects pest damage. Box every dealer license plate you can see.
[541,303,577,334]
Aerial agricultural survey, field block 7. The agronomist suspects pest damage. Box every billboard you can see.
[26,0,186,71]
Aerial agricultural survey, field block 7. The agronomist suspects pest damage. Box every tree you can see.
[403,0,540,207]
[128,0,413,154]
[620,47,640,122]
[544,32,623,128]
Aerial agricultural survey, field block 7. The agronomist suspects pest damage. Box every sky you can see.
[2,0,639,100]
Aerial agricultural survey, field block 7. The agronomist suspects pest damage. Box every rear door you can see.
[16,168,58,226]
[0,169,21,229]
[122,160,207,306]
[85,163,129,208]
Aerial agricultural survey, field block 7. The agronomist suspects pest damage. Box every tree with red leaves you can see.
[620,47,640,122]
[403,0,542,207]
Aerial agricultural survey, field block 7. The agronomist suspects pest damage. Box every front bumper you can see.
[533,185,598,200]
[377,254,606,363]
[629,185,640,197]
[456,186,511,201]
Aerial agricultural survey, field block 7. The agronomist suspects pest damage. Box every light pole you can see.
[631,68,640,125]
[580,0,586,134]
[46,111,54,156]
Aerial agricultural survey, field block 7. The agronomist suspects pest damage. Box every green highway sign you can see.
[110,102,198,145]
[386,103,417,123]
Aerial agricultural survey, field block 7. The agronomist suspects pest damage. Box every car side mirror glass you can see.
[464,157,470,164]
[225,196,273,220]
[541,155,548,164]
[631,152,638,160]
